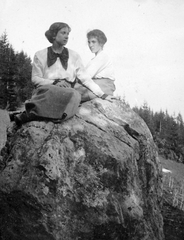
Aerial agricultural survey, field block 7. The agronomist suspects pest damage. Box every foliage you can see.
[133,102,184,163]
[0,31,34,110]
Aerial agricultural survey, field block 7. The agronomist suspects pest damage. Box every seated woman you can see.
[74,29,116,102]
[12,22,114,125]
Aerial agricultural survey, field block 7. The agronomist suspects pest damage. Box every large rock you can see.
[0,99,164,240]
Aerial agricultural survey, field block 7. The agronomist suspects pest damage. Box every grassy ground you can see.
[160,156,184,182]
[160,156,184,210]
[160,156,184,240]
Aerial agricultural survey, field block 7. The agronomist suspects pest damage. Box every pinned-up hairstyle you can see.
[87,29,107,45]
[45,22,71,43]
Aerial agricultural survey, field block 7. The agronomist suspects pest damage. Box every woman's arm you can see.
[85,54,108,78]
[32,54,54,86]
[75,56,105,97]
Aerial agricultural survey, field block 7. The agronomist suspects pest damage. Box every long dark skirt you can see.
[74,78,116,102]
[25,84,81,121]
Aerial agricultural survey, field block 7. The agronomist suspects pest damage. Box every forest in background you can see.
[133,103,184,163]
[1,32,184,163]
[0,32,34,111]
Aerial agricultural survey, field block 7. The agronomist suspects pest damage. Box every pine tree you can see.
[14,51,33,105]
[0,31,10,108]
[0,32,34,110]
[133,104,184,163]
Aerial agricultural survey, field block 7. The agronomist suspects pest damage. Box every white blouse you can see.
[32,48,104,97]
[85,51,115,81]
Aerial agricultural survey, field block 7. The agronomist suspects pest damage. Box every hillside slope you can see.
[160,156,184,240]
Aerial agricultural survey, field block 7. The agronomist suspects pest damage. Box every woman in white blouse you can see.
[12,23,115,125]
[74,29,116,102]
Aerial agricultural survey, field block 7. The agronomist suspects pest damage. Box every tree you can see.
[14,51,33,105]
[133,103,184,163]
[133,101,154,134]
[0,31,10,108]
[0,32,34,110]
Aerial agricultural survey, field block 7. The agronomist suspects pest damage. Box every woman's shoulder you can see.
[34,48,48,61]
[67,48,81,59]
[35,48,48,57]
[97,50,110,60]
[92,51,112,65]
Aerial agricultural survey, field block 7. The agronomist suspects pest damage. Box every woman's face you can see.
[54,27,70,46]
[88,37,103,54]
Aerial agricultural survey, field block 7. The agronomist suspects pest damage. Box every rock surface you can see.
[0,99,164,240]
[0,109,10,150]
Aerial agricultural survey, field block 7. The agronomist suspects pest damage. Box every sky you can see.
[1,0,184,118]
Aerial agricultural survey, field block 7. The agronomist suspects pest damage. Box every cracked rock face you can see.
[0,99,164,240]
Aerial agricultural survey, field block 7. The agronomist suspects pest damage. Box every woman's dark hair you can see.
[87,29,107,45]
[45,22,71,43]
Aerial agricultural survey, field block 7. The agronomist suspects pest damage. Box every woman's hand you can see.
[104,95,117,102]
[56,81,70,88]
[53,79,61,85]
[101,94,116,102]
[53,79,71,88]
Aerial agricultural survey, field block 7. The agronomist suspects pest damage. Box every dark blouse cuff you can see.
[101,94,108,99]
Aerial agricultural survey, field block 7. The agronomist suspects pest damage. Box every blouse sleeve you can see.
[32,54,54,86]
[75,56,104,97]
[85,52,108,78]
